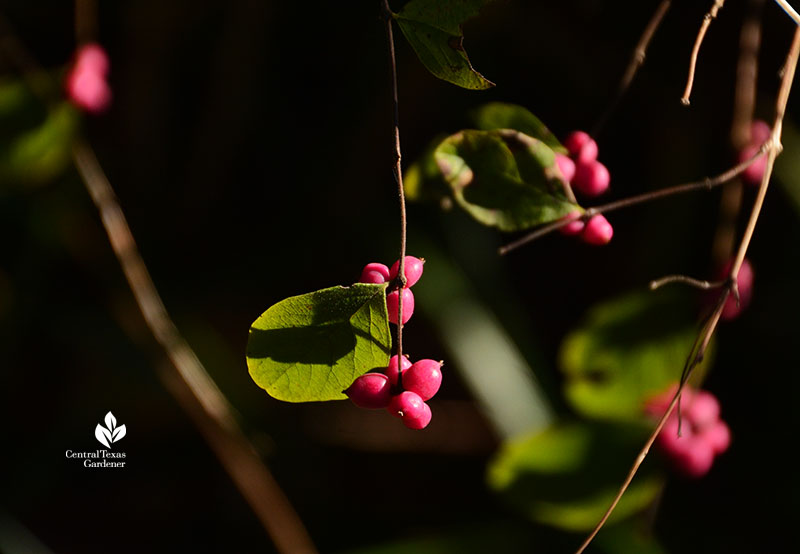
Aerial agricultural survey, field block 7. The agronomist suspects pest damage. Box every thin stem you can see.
[575,25,800,554]
[775,0,800,25]
[499,145,768,255]
[649,275,723,290]
[682,0,727,105]
[73,142,318,554]
[383,0,408,361]
[593,0,672,136]
[74,0,97,43]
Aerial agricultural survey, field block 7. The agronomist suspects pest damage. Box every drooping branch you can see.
[682,0,727,105]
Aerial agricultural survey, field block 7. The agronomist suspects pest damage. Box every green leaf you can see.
[470,102,566,153]
[559,290,714,422]
[404,134,451,204]
[393,0,495,90]
[487,421,663,531]
[246,284,392,402]
[434,129,579,231]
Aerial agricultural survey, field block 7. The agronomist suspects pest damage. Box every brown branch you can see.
[593,0,672,136]
[74,0,97,44]
[73,142,318,554]
[682,0,727,105]
[575,25,800,554]
[498,145,769,255]
[648,275,723,291]
[382,0,409,362]
[775,0,800,25]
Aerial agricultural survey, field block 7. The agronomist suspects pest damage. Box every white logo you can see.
[94,411,126,448]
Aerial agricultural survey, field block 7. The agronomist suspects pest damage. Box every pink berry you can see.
[718,258,754,320]
[385,354,412,386]
[686,390,720,430]
[676,437,715,477]
[581,214,613,245]
[387,391,425,419]
[403,401,432,430]
[345,373,392,409]
[66,67,111,113]
[389,256,424,288]
[360,262,390,284]
[564,131,598,163]
[74,43,110,76]
[387,288,415,325]
[572,160,610,197]
[750,119,771,146]
[402,359,442,401]
[555,153,576,183]
[738,145,767,186]
[702,420,731,454]
[559,210,585,236]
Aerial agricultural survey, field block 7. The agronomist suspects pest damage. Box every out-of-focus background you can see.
[1,1,798,552]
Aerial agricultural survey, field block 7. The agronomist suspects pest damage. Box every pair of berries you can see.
[66,43,112,114]
[345,356,443,430]
[645,385,731,478]
[359,256,424,325]
[737,120,770,186]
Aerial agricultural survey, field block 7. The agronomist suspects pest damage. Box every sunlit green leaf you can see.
[434,129,579,231]
[470,102,565,153]
[246,284,392,402]
[393,0,495,90]
[560,290,713,422]
[488,421,663,531]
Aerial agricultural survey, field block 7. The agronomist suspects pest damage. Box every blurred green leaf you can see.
[560,290,713,422]
[470,103,565,153]
[594,522,667,554]
[246,284,391,402]
[404,134,451,203]
[488,421,663,531]
[393,0,495,90]
[435,129,579,231]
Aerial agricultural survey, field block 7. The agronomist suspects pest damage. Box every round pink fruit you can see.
[559,210,585,236]
[360,262,390,284]
[718,258,754,321]
[389,256,424,288]
[555,153,576,183]
[385,354,412,387]
[581,214,613,245]
[750,119,771,146]
[388,391,425,419]
[564,130,598,163]
[387,288,415,325]
[572,160,610,197]
[66,67,112,113]
[402,359,442,401]
[738,145,767,186]
[403,401,432,430]
[345,373,392,409]
[702,420,731,455]
[687,390,721,430]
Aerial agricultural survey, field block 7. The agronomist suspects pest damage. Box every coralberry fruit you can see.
[360,262,390,284]
[389,256,424,288]
[738,145,767,186]
[750,119,771,146]
[385,354,412,386]
[555,153,576,183]
[717,258,754,321]
[345,373,392,409]
[402,359,442,401]
[66,43,112,113]
[388,391,431,429]
[559,210,585,236]
[564,131,598,163]
[581,214,613,245]
[572,160,610,197]
[387,288,415,325]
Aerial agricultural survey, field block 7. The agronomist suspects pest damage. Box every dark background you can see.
[1,0,798,552]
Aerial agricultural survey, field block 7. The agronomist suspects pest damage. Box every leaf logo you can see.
[95,411,127,448]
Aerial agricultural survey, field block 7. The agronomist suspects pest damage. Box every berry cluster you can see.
[645,385,731,478]
[359,256,424,325]
[737,120,771,186]
[716,257,755,321]
[555,131,614,245]
[66,43,112,114]
[345,355,443,429]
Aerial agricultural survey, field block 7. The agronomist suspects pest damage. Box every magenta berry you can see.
[403,401,432,430]
[559,210,585,236]
[385,354,412,386]
[702,420,731,455]
[66,43,112,114]
[402,359,442,401]
[387,288,415,325]
[686,390,720,428]
[564,131,598,163]
[360,262,390,284]
[750,119,771,146]
[718,258,754,320]
[345,373,392,409]
[388,391,425,419]
[738,145,767,186]
[572,160,610,197]
[676,438,715,478]
[74,43,110,76]
[581,214,613,245]
[555,153,576,183]
[389,256,424,288]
